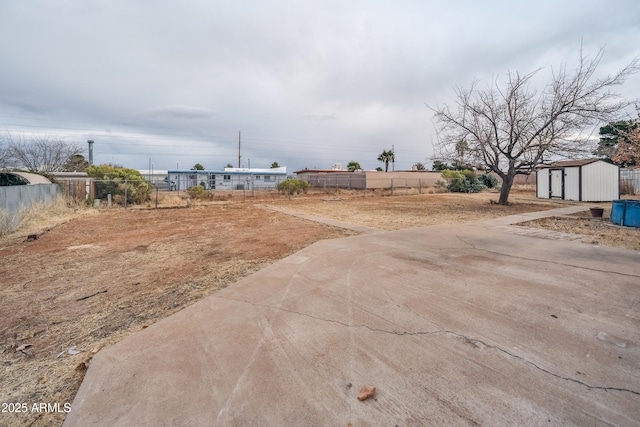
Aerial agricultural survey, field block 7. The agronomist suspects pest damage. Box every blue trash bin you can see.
[611,200,625,225]
[623,200,640,228]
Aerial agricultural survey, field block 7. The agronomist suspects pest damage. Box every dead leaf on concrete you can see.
[357,385,376,401]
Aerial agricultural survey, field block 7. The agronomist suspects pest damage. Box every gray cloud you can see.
[1,0,639,172]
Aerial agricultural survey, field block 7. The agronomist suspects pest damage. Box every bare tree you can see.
[4,133,85,173]
[0,140,14,169]
[63,154,90,172]
[431,48,639,205]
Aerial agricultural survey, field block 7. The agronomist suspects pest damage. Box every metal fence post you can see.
[391,178,394,196]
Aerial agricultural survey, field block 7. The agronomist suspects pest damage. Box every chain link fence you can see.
[56,175,292,207]
[297,172,443,195]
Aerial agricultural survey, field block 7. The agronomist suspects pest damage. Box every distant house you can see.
[536,159,619,202]
[167,167,287,191]
[137,170,169,186]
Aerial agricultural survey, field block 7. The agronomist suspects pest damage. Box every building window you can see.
[223,175,231,181]
[264,175,272,182]
[255,175,261,180]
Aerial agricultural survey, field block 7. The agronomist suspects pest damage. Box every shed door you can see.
[550,169,563,199]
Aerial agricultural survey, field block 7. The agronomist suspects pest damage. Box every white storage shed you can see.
[536,159,619,202]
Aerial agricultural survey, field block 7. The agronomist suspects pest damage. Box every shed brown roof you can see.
[539,159,602,168]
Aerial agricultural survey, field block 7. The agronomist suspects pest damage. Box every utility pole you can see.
[392,144,395,171]
[238,131,241,168]
[87,140,94,165]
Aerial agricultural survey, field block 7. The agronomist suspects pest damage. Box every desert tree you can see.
[270,161,280,168]
[594,119,637,162]
[3,133,85,173]
[63,154,89,172]
[413,162,426,171]
[611,110,640,167]
[377,149,395,172]
[431,48,639,205]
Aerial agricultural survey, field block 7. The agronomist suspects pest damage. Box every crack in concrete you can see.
[219,294,640,397]
[455,235,640,279]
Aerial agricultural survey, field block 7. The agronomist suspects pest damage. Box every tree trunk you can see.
[498,170,516,205]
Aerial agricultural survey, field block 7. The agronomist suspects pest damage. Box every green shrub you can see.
[441,170,486,193]
[187,185,209,200]
[86,165,153,205]
[477,173,500,189]
[277,179,310,195]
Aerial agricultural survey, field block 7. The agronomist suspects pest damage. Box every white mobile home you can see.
[536,159,619,202]
[167,167,287,191]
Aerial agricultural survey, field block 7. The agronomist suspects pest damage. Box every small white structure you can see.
[536,159,619,202]
[167,167,287,191]
[138,169,169,184]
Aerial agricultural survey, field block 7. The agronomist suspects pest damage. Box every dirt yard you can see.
[0,190,637,426]
[519,207,640,250]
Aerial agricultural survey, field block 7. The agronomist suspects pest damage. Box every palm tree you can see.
[377,149,395,172]
[347,161,361,172]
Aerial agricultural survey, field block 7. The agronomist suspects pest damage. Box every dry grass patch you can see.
[264,191,566,230]
[519,207,640,250]
[1,197,97,238]
[0,202,355,427]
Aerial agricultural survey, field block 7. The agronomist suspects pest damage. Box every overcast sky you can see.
[1,1,639,172]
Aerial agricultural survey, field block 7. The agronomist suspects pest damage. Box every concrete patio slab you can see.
[64,208,640,426]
